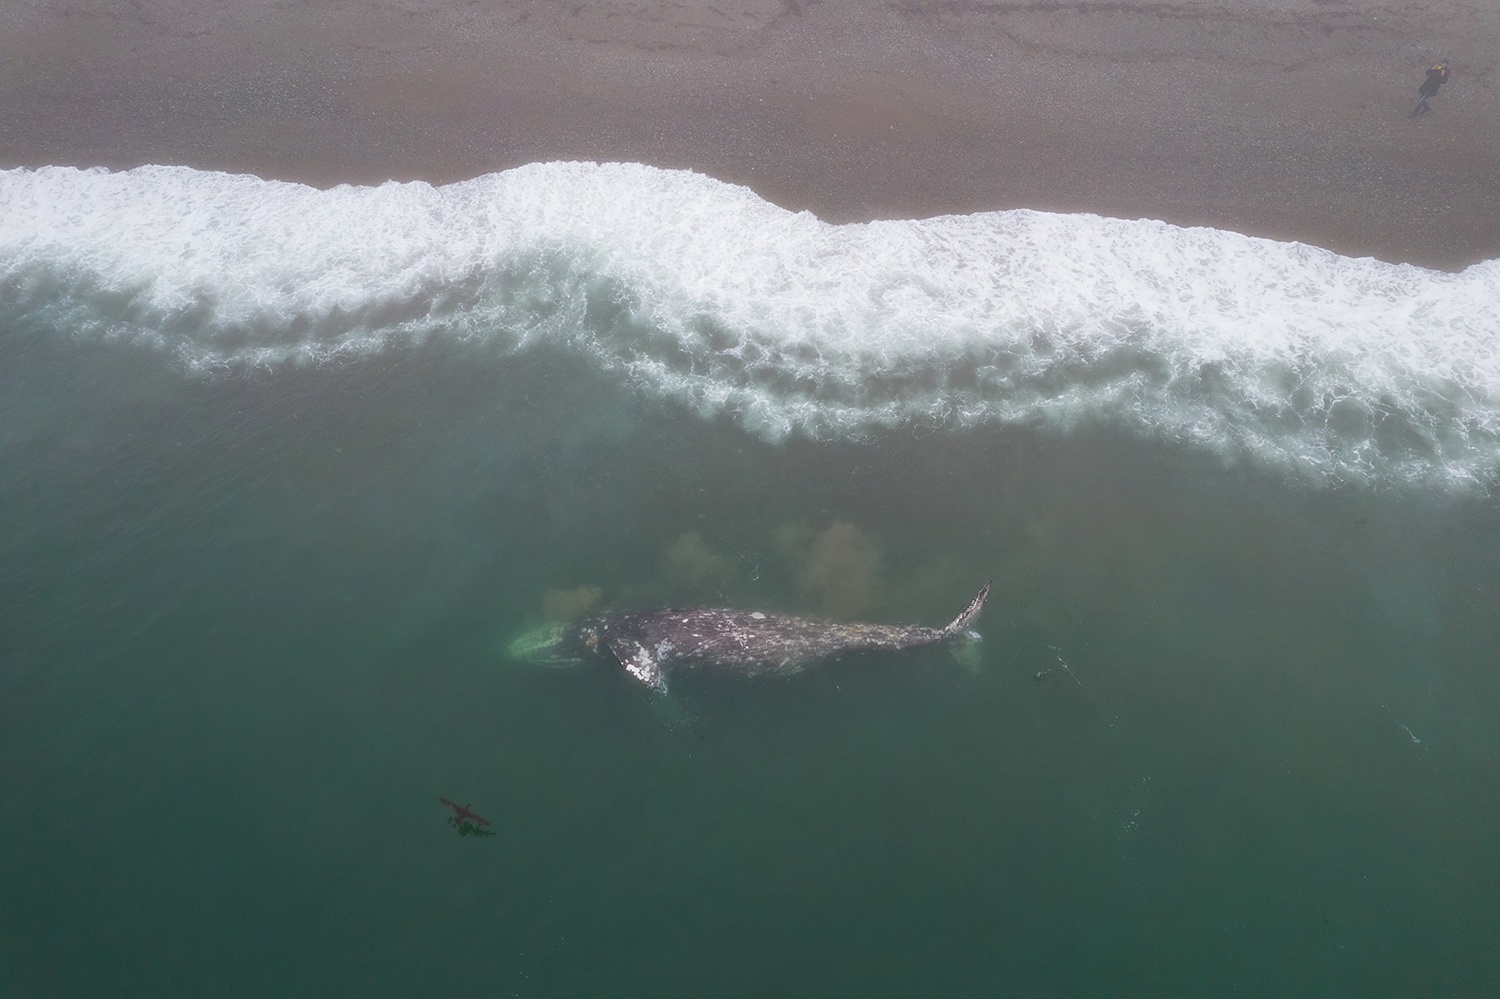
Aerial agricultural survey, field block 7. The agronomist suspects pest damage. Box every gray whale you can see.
[515,580,990,692]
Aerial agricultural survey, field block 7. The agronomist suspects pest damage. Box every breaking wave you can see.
[3,161,1498,486]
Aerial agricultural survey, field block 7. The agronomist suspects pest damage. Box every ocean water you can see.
[2,162,1498,996]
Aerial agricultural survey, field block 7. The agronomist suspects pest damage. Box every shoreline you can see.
[2,0,1498,269]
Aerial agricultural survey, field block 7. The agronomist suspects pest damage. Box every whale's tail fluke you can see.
[942,580,992,637]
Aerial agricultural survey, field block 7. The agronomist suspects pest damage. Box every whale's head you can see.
[506,622,588,666]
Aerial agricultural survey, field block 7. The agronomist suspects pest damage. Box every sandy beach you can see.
[2,0,1498,269]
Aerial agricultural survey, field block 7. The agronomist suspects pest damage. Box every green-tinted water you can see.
[3,335,1498,996]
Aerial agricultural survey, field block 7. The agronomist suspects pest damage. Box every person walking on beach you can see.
[1411,61,1449,117]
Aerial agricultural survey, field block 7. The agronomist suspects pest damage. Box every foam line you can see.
[3,161,1498,486]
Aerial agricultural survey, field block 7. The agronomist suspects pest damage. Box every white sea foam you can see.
[2,161,1498,486]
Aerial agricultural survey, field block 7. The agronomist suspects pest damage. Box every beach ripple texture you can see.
[3,161,1498,487]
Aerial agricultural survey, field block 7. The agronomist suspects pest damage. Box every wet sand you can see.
[2,0,1498,268]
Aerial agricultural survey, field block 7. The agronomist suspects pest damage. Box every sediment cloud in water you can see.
[542,585,603,621]
[663,531,729,586]
[775,521,885,619]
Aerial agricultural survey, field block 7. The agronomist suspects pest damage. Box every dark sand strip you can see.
[2,0,1497,268]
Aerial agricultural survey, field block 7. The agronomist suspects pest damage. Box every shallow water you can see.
[3,166,1499,997]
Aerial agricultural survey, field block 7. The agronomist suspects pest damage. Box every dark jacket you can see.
[1419,65,1449,98]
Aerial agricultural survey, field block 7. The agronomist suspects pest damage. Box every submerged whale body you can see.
[514,581,991,692]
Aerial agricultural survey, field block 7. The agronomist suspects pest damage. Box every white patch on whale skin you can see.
[610,639,667,691]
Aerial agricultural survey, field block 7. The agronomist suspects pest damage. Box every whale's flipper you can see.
[608,639,667,691]
[942,580,992,637]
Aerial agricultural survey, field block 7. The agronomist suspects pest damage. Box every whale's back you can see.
[611,607,945,674]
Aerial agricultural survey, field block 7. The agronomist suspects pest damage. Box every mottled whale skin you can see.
[557,580,990,691]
